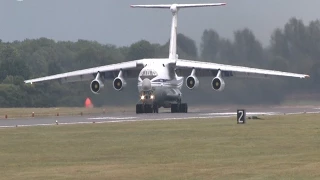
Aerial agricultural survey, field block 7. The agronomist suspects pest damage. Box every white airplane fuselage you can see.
[137,59,183,108]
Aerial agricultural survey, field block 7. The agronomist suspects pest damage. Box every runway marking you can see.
[284,111,320,115]
[200,112,278,116]
[0,115,233,128]
[91,115,235,124]
[88,117,137,120]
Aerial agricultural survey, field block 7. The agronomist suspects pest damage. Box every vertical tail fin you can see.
[131,3,226,59]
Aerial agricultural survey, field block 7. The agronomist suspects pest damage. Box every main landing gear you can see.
[170,98,188,113]
[136,103,187,114]
[170,103,188,113]
[136,103,159,114]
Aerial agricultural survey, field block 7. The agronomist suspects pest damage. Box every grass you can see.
[0,114,320,179]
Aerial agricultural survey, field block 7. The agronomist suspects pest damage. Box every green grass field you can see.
[0,114,320,180]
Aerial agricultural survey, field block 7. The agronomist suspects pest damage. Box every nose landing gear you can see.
[136,91,158,114]
[136,103,159,114]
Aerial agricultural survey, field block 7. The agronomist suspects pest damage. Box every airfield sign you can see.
[237,109,246,124]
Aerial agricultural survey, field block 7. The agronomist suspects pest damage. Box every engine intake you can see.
[90,79,104,94]
[113,77,127,91]
[211,76,225,91]
[186,75,199,89]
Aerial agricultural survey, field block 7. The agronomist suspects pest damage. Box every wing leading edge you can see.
[24,60,143,84]
[175,59,309,79]
[24,58,309,85]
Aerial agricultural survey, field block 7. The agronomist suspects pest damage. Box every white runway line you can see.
[284,111,320,115]
[200,112,278,116]
[0,115,233,128]
[88,117,137,120]
[91,115,235,124]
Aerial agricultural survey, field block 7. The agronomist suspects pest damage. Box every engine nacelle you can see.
[113,77,127,91]
[211,76,225,91]
[90,78,104,94]
[186,75,199,90]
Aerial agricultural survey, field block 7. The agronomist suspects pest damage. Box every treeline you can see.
[0,17,319,107]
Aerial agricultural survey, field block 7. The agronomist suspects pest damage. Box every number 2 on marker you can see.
[238,110,244,123]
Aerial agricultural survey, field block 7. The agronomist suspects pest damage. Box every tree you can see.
[0,45,30,82]
[200,29,220,61]
[127,40,156,60]
[233,28,265,66]
[216,38,234,63]
[270,28,290,59]
[177,33,198,59]
[283,18,309,59]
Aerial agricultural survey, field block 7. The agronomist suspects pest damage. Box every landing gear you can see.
[136,90,158,114]
[171,103,188,113]
[153,103,159,113]
[136,103,159,114]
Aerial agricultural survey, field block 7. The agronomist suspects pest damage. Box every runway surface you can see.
[0,106,319,128]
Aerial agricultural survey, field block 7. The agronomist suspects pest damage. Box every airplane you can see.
[24,3,310,114]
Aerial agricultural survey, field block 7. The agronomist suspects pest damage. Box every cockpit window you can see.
[139,69,158,80]
[141,70,158,76]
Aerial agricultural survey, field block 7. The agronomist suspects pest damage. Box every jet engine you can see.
[186,75,199,90]
[186,68,199,90]
[113,77,127,91]
[90,73,104,94]
[211,76,225,91]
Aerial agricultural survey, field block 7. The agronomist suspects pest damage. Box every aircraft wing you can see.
[175,59,309,79]
[24,60,143,84]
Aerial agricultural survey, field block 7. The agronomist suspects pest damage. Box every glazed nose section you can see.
[142,78,152,91]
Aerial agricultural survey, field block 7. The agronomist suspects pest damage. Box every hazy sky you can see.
[1,0,320,47]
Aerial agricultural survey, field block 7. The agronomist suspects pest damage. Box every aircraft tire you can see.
[180,103,188,113]
[144,104,153,113]
[136,104,143,114]
[171,104,178,113]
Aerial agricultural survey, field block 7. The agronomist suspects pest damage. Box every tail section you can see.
[131,3,226,59]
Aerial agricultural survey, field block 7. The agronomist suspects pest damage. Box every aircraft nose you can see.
[142,78,152,91]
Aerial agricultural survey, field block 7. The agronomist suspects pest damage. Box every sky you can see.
[1,0,320,48]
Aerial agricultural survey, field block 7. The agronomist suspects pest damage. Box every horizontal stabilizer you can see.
[130,3,226,9]
[130,4,171,8]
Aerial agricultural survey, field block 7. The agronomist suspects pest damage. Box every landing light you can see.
[141,95,145,100]
[150,95,154,99]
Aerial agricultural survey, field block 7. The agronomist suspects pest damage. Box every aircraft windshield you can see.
[139,69,158,80]
[140,69,158,76]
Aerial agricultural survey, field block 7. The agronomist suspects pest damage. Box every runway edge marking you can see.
[0,115,233,128]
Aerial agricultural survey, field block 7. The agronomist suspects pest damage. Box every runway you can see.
[0,106,319,128]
